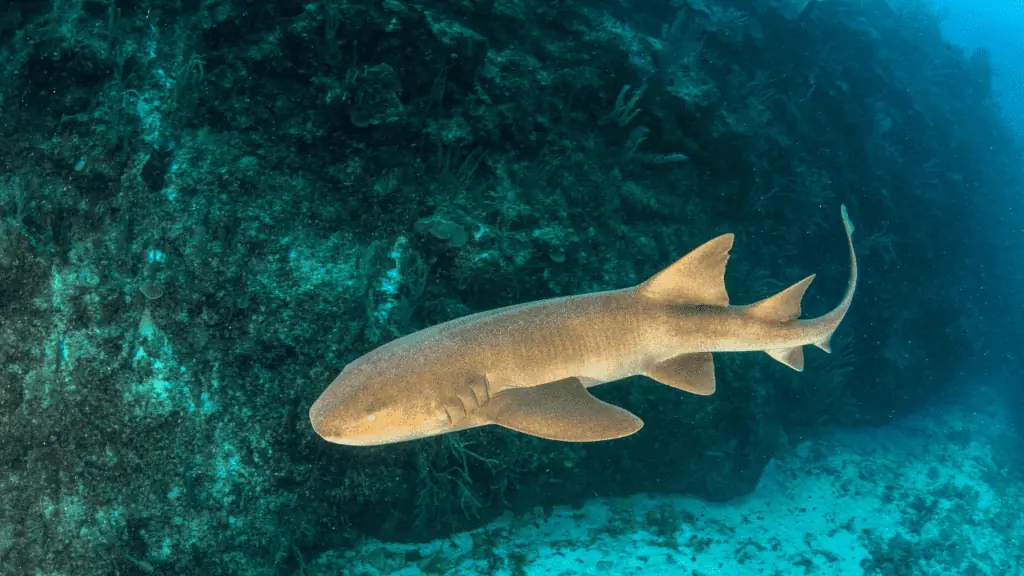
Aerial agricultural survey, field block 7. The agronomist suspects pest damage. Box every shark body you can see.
[310,206,857,446]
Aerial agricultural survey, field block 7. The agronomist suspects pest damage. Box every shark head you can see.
[309,361,450,446]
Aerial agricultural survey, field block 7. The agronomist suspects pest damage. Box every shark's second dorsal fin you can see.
[637,233,734,306]
[745,274,815,322]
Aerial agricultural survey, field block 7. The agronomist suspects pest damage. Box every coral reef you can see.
[0,0,1019,573]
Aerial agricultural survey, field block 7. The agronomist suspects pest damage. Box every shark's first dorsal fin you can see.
[482,377,643,442]
[637,233,734,306]
[745,274,815,322]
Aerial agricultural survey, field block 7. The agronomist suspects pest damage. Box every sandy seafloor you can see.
[312,389,1023,576]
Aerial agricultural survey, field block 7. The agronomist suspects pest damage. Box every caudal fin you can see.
[753,204,857,371]
[828,203,857,330]
[810,204,857,354]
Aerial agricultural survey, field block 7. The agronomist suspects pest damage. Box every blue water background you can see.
[938,0,1024,138]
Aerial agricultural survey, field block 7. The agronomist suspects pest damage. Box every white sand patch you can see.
[313,389,1023,575]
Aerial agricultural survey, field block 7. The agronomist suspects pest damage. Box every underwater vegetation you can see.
[0,0,1019,574]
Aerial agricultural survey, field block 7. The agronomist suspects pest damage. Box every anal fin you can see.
[766,347,805,371]
[813,335,832,353]
[482,378,643,442]
[646,353,716,396]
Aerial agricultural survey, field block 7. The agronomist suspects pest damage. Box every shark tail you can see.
[747,204,857,372]
[746,274,816,371]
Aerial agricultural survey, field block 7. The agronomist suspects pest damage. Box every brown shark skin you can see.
[310,208,856,446]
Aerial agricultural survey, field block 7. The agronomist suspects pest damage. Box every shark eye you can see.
[367,414,377,422]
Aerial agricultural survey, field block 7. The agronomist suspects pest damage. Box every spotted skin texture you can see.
[310,207,857,446]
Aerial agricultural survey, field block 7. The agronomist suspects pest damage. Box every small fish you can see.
[310,206,857,446]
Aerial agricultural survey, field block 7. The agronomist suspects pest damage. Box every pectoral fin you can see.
[483,378,643,442]
[646,352,716,395]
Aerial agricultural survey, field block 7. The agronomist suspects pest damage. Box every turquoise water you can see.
[0,1,1020,574]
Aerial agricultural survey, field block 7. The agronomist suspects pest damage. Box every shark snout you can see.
[309,385,377,445]
[309,392,344,441]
